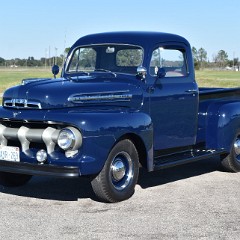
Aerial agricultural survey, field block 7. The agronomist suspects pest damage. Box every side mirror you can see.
[136,66,147,81]
[157,67,166,78]
[148,67,165,93]
[52,65,60,78]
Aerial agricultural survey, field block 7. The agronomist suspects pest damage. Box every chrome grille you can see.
[3,99,42,109]
[0,123,60,154]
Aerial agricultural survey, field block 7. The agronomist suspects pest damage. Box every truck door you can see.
[148,44,198,151]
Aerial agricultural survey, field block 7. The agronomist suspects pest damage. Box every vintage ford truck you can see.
[0,32,240,202]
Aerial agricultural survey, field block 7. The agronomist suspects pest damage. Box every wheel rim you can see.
[234,138,240,161]
[110,151,134,191]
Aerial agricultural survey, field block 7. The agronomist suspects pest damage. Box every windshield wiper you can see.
[94,69,117,77]
[65,71,90,81]
[76,70,89,75]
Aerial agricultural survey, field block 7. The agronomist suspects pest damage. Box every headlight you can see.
[57,127,82,151]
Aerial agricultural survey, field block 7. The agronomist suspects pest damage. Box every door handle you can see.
[185,89,198,93]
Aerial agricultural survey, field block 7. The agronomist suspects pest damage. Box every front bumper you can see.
[0,160,80,178]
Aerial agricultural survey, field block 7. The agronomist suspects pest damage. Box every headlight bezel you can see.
[57,127,82,151]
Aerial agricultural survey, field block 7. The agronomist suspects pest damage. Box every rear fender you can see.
[206,102,240,151]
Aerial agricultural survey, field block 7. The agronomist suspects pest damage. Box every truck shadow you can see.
[138,157,222,188]
[0,157,223,202]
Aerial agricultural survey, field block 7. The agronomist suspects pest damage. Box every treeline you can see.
[0,47,239,70]
[192,47,239,70]
[0,48,70,68]
[0,56,64,68]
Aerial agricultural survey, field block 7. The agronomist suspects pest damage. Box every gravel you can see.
[0,157,240,240]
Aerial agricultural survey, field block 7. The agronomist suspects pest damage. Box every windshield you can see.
[66,44,143,75]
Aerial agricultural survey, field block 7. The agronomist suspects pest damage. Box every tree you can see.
[192,47,198,64]
[233,57,239,67]
[191,47,207,69]
[198,48,207,69]
[215,50,228,68]
[117,49,143,66]
[27,56,39,67]
[64,47,71,55]
[0,57,5,66]
[228,58,239,69]
[233,58,239,70]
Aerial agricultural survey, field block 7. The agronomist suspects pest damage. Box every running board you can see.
[153,149,227,171]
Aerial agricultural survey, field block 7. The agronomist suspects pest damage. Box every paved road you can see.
[0,157,240,240]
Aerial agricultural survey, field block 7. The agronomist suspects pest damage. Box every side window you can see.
[150,47,187,77]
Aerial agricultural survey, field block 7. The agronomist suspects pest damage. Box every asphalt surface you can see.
[0,157,240,240]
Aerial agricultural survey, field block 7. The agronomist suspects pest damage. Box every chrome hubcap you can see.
[111,160,126,181]
[110,151,133,191]
[234,138,240,156]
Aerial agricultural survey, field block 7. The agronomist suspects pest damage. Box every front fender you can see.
[45,110,154,174]
[0,107,153,175]
[206,101,240,151]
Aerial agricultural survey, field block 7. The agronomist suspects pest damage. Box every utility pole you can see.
[55,47,58,65]
[49,46,51,67]
[45,49,47,69]
[62,31,67,66]
[233,52,235,71]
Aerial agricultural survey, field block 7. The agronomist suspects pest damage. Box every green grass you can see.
[195,70,240,88]
[0,68,239,95]
[0,68,52,93]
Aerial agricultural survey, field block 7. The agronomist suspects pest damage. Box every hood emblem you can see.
[68,91,132,103]
[3,99,42,109]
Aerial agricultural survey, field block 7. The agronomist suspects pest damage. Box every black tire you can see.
[0,172,32,187]
[221,132,240,172]
[91,139,139,203]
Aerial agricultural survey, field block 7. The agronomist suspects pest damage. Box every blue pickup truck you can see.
[0,32,240,202]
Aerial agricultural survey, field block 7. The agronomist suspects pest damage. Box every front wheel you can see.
[0,172,32,187]
[221,132,240,172]
[91,139,139,203]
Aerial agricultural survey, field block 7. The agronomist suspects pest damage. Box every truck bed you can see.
[199,87,240,100]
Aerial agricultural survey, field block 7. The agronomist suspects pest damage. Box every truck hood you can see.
[3,76,144,110]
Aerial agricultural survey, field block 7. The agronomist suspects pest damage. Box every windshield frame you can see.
[64,43,144,76]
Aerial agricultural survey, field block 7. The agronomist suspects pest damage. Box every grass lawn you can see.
[195,70,240,88]
[0,68,239,96]
[0,68,52,94]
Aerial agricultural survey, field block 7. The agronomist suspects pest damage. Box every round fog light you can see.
[36,149,47,163]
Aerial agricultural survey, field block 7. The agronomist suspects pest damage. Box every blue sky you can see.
[1,0,240,61]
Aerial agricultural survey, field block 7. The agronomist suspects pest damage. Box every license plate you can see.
[0,146,20,162]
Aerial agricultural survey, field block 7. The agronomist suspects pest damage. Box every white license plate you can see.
[0,146,20,162]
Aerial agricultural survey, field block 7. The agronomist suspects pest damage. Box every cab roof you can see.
[71,31,190,49]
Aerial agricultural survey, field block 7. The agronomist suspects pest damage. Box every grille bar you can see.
[0,124,60,154]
